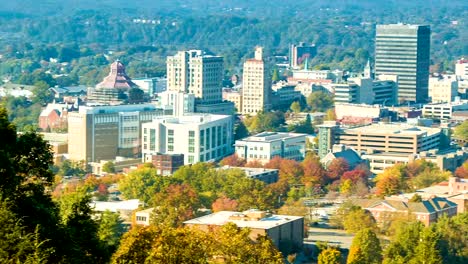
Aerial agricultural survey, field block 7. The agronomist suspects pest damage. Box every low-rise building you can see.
[353,197,458,226]
[422,100,468,120]
[320,145,363,169]
[184,210,304,253]
[143,153,184,176]
[90,199,142,223]
[234,132,307,164]
[135,208,153,226]
[90,157,142,175]
[362,149,467,174]
[142,114,234,165]
[429,75,458,103]
[218,166,279,184]
[222,88,243,113]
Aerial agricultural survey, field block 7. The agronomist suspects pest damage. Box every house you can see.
[353,197,458,226]
[135,208,153,226]
[184,210,304,253]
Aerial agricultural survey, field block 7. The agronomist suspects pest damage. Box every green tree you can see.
[102,161,116,174]
[290,101,302,113]
[383,221,424,264]
[32,80,52,105]
[433,213,468,264]
[453,121,468,141]
[410,228,442,264]
[343,208,378,234]
[272,68,280,83]
[307,91,334,112]
[234,121,249,140]
[347,228,382,264]
[98,210,124,252]
[111,225,161,264]
[318,247,342,264]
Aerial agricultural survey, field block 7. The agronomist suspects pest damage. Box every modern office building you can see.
[68,104,169,163]
[375,24,431,103]
[133,77,167,95]
[234,132,306,164]
[141,114,234,165]
[428,75,459,103]
[289,42,317,68]
[184,210,304,253]
[242,47,272,115]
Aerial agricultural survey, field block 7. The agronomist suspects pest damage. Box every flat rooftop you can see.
[150,114,230,125]
[184,210,303,230]
[342,123,440,137]
[218,166,278,177]
[238,132,306,143]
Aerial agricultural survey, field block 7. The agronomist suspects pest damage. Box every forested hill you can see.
[0,0,466,72]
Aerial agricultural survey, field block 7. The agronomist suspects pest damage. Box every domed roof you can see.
[96,60,139,90]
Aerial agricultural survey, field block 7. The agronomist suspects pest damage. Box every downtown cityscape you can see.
[0,0,467,263]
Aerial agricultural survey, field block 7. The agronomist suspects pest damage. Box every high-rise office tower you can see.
[375,24,431,103]
[242,47,271,115]
[166,50,223,104]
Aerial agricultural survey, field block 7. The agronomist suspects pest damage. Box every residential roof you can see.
[353,197,457,214]
[96,60,139,90]
[331,149,362,165]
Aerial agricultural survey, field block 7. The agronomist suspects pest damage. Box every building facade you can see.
[241,47,272,115]
[429,76,458,103]
[455,58,468,80]
[332,77,398,106]
[336,123,441,154]
[422,101,468,120]
[375,24,431,103]
[141,114,234,165]
[289,42,317,68]
[143,153,184,176]
[234,132,306,164]
[68,104,169,163]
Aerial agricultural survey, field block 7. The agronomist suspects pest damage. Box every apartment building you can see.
[68,104,169,163]
[141,114,234,165]
[331,76,398,106]
[242,47,272,115]
[234,132,306,164]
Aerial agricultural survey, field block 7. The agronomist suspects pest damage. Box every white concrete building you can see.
[234,132,306,164]
[429,76,458,103]
[423,100,468,119]
[157,90,195,116]
[142,114,234,165]
[331,76,398,106]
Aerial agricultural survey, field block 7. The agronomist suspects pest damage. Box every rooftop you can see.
[184,210,303,230]
[90,199,141,213]
[342,123,440,137]
[237,132,306,143]
[149,114,230,125]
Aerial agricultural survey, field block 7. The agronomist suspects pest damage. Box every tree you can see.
[433,213,468,264]
[326,158,350,182]
[212,196,239,212]
[102,161,116,174]
[272,68,280,83]
[152,184,201,227]
[347,228,382,264]
[318,247,342,264]
[343,208,378,234]
[375,164,407,197]
[307,91,334,112]
[409,228,442,264]
[325,108,336,121]
[111,225,161,264]
[98,210,124,253]
[234,121,249,140]
[454,160,468,178]
[32,80,52,105]
[127,88,145,103]
[301,153,327,186]
[453,121,468,141]
[290,101,301,113]
[220,154,246,167]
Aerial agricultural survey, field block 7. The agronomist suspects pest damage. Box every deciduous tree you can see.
[318,247,342,264]
[347,228,382,264]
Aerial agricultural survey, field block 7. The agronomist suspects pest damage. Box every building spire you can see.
[364,58,372,78]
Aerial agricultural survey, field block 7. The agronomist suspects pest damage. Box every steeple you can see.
[364,58,372,79]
